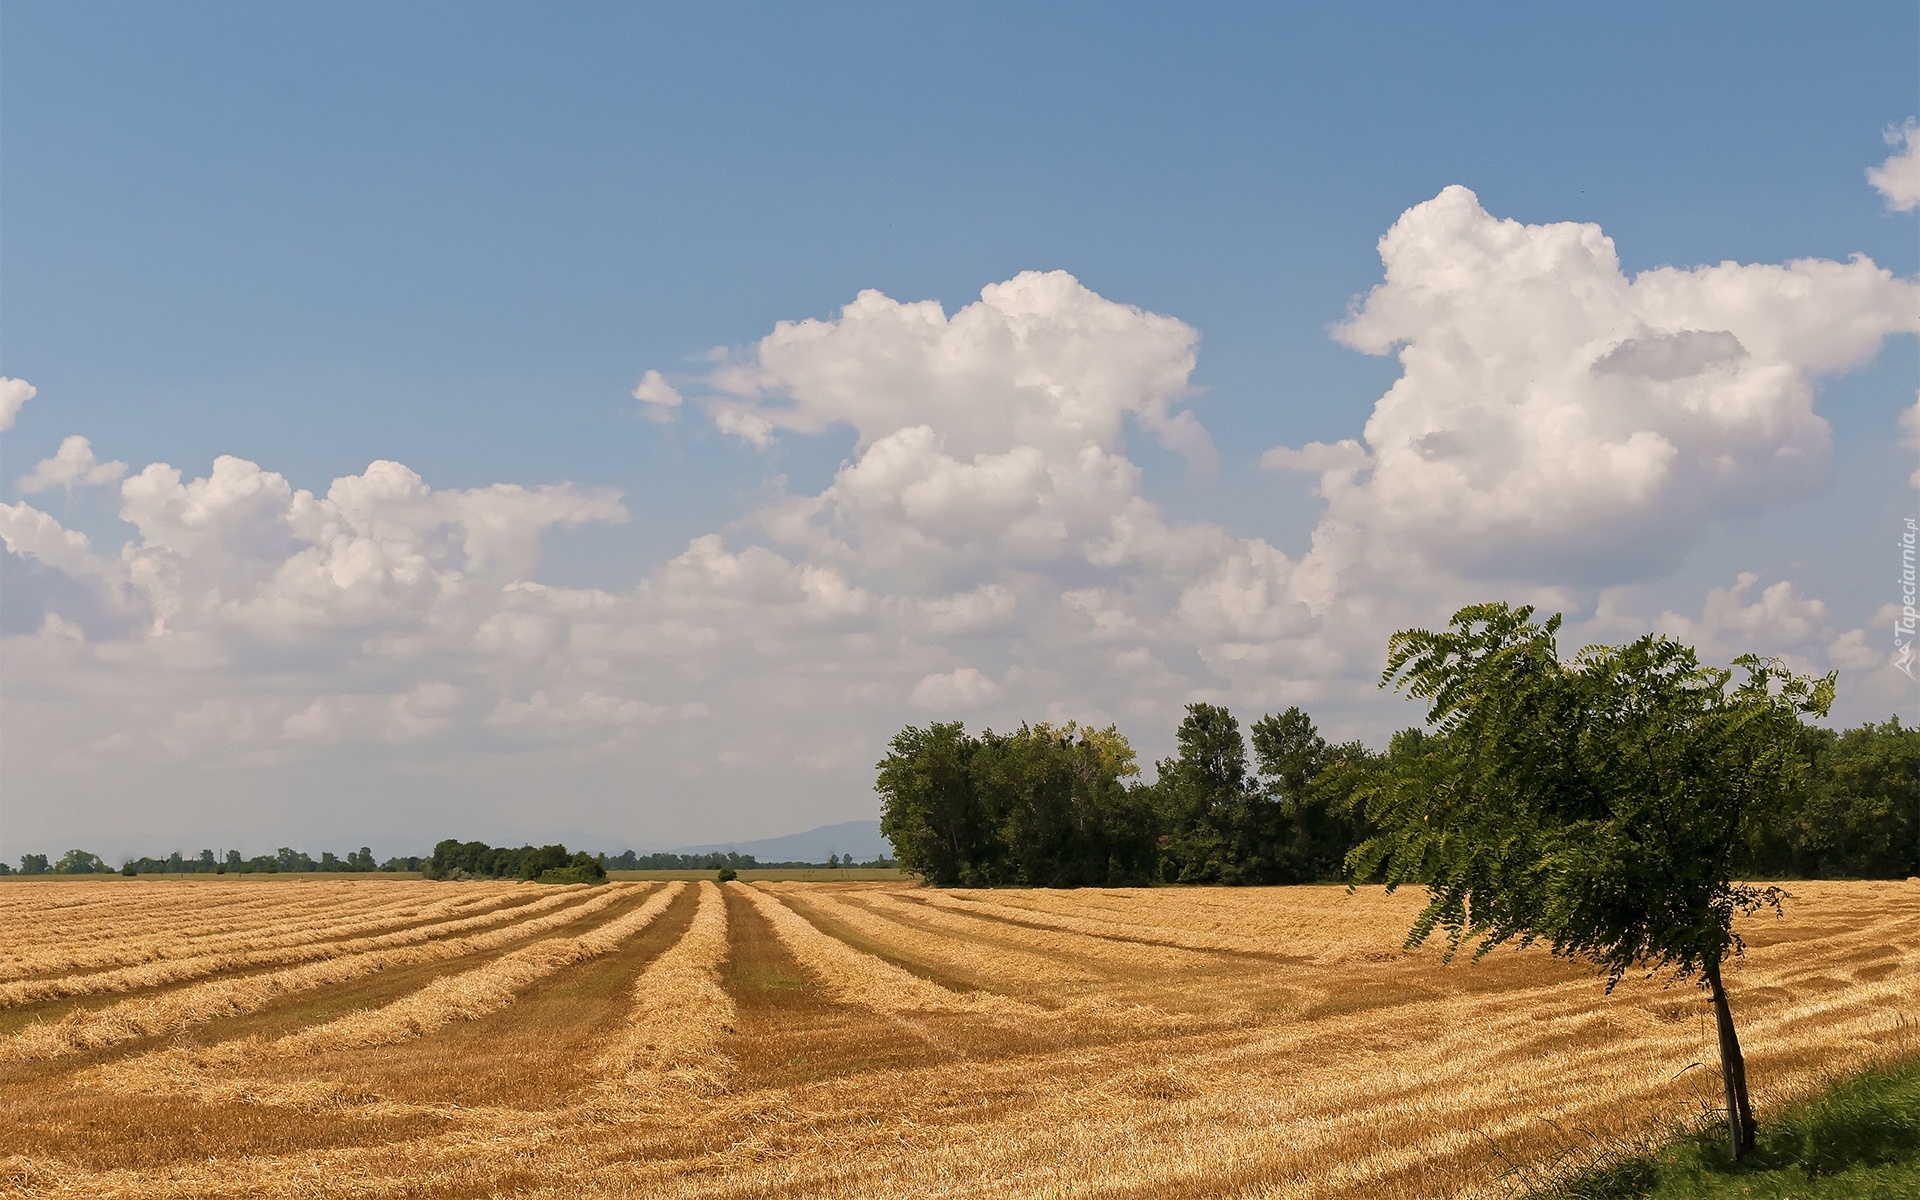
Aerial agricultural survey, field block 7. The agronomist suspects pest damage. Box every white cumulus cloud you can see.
[0,378,35,431]
[1902,392,1920,490]
[3,182,1913,852]
[17,435,128,494]
[632,369,684,421]
[1868,119,1920,211]
[909,666,1002,709]
[704,270,1212,466]
[1268,185,1919,584]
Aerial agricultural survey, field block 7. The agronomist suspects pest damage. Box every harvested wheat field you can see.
[0,877,1911,1199]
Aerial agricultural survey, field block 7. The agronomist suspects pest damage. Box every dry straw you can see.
[781,887,1105,986]
[275,881,685,1054]
[597,880,735,1093]
[738,882,1035,1019]
[1,879,1912,1200]
[0,888,525,995]
[0,883,639,1061]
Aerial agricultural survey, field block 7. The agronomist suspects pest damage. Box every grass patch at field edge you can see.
[1531,1056,1920,1199]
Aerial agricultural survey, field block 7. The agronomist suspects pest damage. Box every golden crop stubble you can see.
[83,883,690,1109]
[736,883,1035,1019]
[968,884,1440,963]
[2,880,1912,1200]
[597,880,735,1094]
[0,883,637,1061]
[0,885,565,1008]
[274,881,686,1054]
[861,888,1223,977]
[0,887,516,986]
[779,887,1101,991]
[0,882,522,971]
[0,884,376,958]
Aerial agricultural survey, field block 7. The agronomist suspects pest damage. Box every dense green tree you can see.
[1149,703,1255,883]
[53,850,106,875]
[877,722,995,885]
[1349,602,1834,1160]
[536,852,608,884]
[1250,708,1379,883]
[1743,718,1919,879]
[974,722,1155,886]
[878,720,1155,886]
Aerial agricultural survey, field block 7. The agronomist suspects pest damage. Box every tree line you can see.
[877,705,1916,889]
[2,843,903,878]
[1,847,420,876]
[423,840,607,883]
[600,850,896,871]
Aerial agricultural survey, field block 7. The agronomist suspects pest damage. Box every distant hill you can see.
[672,820,891,863]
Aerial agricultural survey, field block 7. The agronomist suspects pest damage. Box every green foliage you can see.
[878,721,996,885]
[536,854,610,885]
[974,722,1155,887]
[53,850,107,875]
[1538,1058,1920,1198]
[1349,602,1834,986]
[1147,703,1251,883]
[603,850,805,870]
[877,720,1157,886]
[716,865,738,882]
[426,840,605,883]
[1742,718,1920,879]
[17,854,49,875]
[877,708,1375,887]
[1143,704,1378,885]
[1353,601,1836,1159]
[115,845,387,875]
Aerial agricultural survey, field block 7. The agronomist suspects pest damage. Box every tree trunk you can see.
[1704,956,1757,1158]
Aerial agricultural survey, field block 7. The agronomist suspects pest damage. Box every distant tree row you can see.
[0,847,419,876]
[424,840,607,883]
[2,850,114,876]
[2,842,904,879]
[877,706,1917,888]
[599,850,896,871]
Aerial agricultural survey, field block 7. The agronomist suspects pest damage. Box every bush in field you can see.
[538,853,609,885]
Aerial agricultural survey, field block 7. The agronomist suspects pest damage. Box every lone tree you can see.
[1349,602,1833,1159]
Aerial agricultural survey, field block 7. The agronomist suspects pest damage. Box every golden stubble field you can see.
[0,877,1911,1199]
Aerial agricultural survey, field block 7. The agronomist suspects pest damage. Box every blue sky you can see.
[2,2,1916,858]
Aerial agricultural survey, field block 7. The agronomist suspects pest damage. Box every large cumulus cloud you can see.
[1,188,1914,850]
[1268,186,1918,585]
